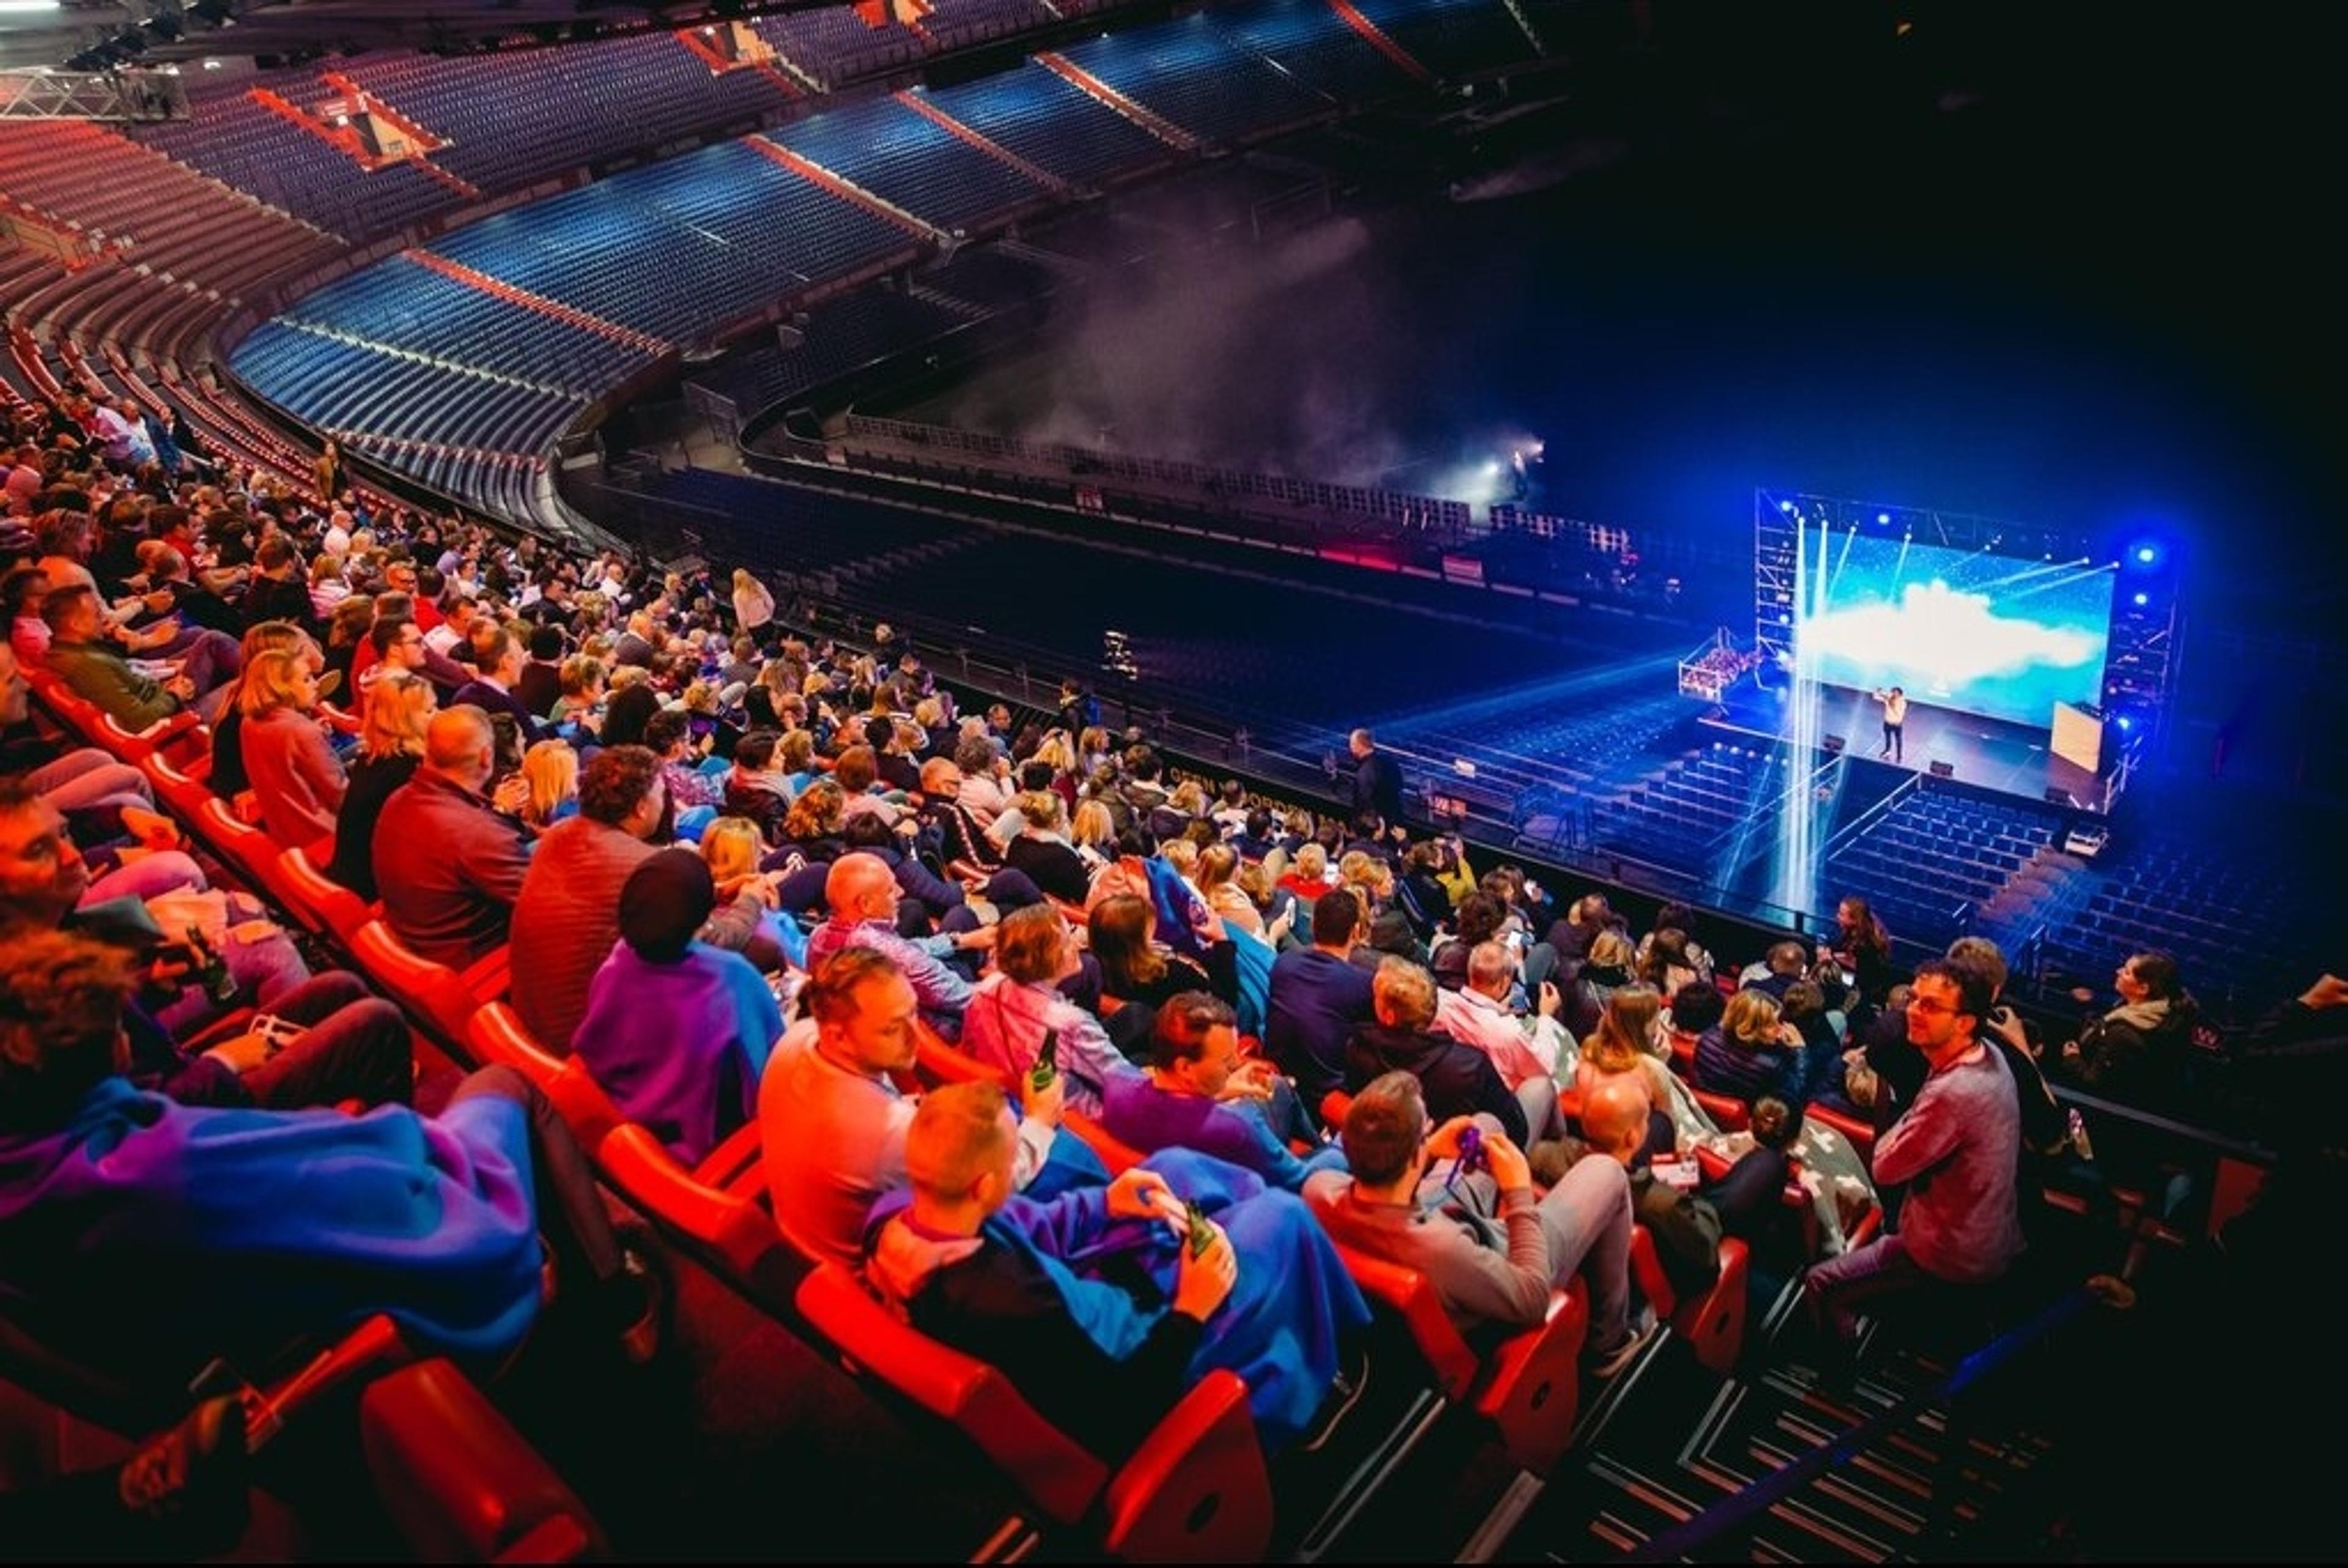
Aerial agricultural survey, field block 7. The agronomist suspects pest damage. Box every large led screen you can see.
[1798,535,2115,729]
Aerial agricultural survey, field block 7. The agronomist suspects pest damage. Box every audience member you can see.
[234,647,345,847]
[1432,939,1565,1097]
[1304,1070,1654,1377]
[372,706,530,968]
[325,668,432,900]
[571,850,781,1165]
[1099,992,1340,1190]
[1694,988,1810,1109]
[1266,889,1378,1108]
[1804,957,2023,1370]
[1345,956,1534,1143]
[805,852,991,1033]
[509,744,666,1051]
[0,931,653,1382]
[865,1079,1370,1456]
[759,948,1076,1269]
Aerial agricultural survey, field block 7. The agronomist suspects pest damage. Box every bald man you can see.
[1583,1077,1723,1301]
[803,851,993,1034]
[372,704,532,967]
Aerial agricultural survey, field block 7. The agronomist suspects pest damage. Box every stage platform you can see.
[1702,679,2110,812]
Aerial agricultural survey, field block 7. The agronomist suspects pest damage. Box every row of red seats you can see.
[27,662,1266,1558]
[26,664,1715,1558]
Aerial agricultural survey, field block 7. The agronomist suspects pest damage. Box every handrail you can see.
[1624,1284,2100,1563]
[1820,767,1924,862]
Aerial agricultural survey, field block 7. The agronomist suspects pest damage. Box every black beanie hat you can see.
[618,848,717,963]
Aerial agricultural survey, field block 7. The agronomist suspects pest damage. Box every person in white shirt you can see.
[1431,940,1567,1139]
[1871,686,1908,763]
[421,595,477,658]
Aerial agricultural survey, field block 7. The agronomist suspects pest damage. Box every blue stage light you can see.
[2115,715,2135,732]
[1779,500,1795,513]
[2132,591,2149,607]
[2130,543,2160,567]
[1877,512,1890,525]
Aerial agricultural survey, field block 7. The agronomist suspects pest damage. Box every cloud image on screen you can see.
[1797,536,2116,728]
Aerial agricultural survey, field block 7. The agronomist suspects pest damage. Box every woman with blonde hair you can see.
[696,814,799,971]
[308,552,352,619]
[1194,842,1264,937]
[1574,984,1680,1158]
[1069,798,1116,871]
[768,778,847,880]
[518,739,580,831]
[238,645,345,847]
[1001,788,1090,905]
[327,668,434,899]
[730,567,775,633]
[1337,848,1393,912]
[960,904,1137,1117]
[1693,987,1809,1110]
[699,815,766,897]
[1560,925,1638,1042]
[1277,840,1332,903]
[207,620,316,801]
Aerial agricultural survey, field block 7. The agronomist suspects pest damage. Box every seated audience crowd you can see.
[0,398,2303,1492]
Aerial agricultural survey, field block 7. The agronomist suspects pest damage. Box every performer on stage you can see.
[1870,686,1908,764]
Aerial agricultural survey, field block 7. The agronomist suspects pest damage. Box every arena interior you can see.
[1,0,2341,1559]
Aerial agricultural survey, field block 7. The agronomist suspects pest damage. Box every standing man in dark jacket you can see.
[1348,728,1406,830]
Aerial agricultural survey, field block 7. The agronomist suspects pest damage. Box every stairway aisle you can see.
[1501,1278,2097,1562]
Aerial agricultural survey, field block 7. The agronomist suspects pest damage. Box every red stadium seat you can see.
[141,745,215,817]
[1329,1240,1587,1474]
[794,1262,1273,1561]
[190,795,308,913]
[358,1358,607,1562]
[465,1001,622,1153]
[1627,1227,1750,1375]
[595,1122,788,1297]
[275,837,377,943]
[1691,1088,1749,1133]
[94,705,202,765]
[350,920,511,1046]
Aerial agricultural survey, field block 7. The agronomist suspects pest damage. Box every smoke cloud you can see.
[931,215,1433,492]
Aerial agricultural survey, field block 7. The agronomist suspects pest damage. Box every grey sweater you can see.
[1874,1041,2025,1283]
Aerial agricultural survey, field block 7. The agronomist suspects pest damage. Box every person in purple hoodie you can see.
[570,850,782,1166]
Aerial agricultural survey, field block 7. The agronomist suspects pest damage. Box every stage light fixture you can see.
[1779,500,1795,513]
[1877,512,1890,525]
[2115,715,2134,732]
[2132,591,2149,607]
